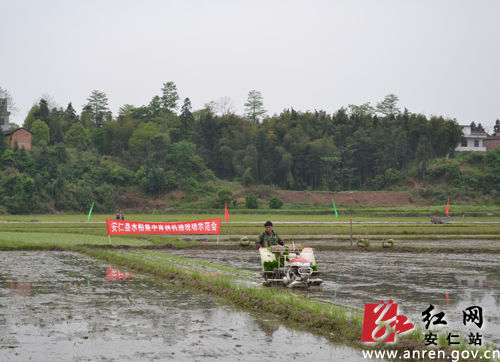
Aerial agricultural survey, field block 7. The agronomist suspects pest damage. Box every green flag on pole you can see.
[88,201,94,221]
[332,199,338,218]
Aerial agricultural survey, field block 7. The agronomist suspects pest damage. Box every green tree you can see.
[245,193,259,209]
[0,128,7,159]
[414,136,433,177]
[31,119,50,147]
[148,95,162,119]
[85,90,110,127]
[194,111,219,171]
[430,117,462,157]
[128,122,169,161]
[476,123,485,132]
[0,86,17,114]
[376,94,400,116]
[218,145,235,178]
[484,148,500,188]
[90,128,106,154]
[0,172,35,213]
[348,102,374,117]
[80,104,94,128]
[47,113,64,145]
[215,189,232,208]
[161,81,180,112]
[242,167,254,186]
[23,105,40,130]
[102,117,137,156]
[37,99,50,124]
[242,145,258,180]
[137,167,167,196]
[167,141,205,178]
[244,90,266,123]
[494,119,500,134]
[63,102,78,124]
[65,123,90,149]
[269,196,283,209]
[118,104,135,118]
[128,122,159,150]
[179,97,194,139]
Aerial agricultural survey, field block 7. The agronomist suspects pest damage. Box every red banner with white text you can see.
[106,218,221,235]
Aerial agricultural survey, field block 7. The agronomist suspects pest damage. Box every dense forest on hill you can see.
[1,84,499,213]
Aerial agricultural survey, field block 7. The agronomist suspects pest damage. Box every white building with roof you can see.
[455,125,487,152]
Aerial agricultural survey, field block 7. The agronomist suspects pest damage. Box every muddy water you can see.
[0,251,370,361]
[184,235,500,249]
[302,238,500,248]
[168,248,500,346]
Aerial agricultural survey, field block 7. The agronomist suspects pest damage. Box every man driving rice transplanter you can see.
[256,221,284,248]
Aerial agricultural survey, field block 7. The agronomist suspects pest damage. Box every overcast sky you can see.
[1,0,499,131]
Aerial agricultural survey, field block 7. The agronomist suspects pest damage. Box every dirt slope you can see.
[272,190,422,207]
[119,187,424,212]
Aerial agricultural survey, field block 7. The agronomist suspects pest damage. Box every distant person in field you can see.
[256,221,283,248]
[116,209,124,220]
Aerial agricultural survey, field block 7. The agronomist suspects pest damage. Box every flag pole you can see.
[224,203,230,222]
[332,199,338,218]
[87,201,95,222]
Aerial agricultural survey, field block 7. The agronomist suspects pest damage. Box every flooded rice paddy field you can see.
[307,236,500,248]
[188,235,500,248]
[303,238,500,248]
[167,248,500,345]
[0,251,368,362]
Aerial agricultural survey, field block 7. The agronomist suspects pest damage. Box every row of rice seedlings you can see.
[127,249,256,279]
[106,249,233,286]
[0,240,64,250]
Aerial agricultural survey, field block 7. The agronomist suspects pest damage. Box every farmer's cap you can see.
[264,221,273,227]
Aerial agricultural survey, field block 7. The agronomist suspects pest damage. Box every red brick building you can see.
[4,128,32,151]
[484,132,500,151]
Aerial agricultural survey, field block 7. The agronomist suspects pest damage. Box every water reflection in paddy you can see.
[0,251,368,361]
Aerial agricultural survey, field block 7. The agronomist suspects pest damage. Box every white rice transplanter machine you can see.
[259,241,323,288]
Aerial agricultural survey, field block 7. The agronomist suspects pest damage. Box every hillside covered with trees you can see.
[1,84,499,214]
